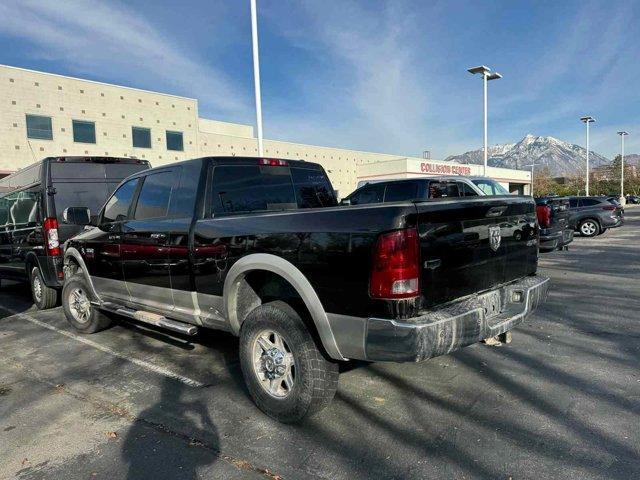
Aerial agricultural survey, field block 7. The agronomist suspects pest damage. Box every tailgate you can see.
[549,198,570,232]
[415,196,538,308]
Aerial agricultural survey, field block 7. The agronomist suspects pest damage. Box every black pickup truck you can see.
[62,156,549,422]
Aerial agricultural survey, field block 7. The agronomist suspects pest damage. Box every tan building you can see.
[1,64,531,196]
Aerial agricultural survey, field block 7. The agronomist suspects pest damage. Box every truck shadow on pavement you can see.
[121,376,220,480]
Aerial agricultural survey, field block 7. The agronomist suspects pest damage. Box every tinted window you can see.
[134,171,174,220]
[472,179,510,195]
[350,184,385,205]
[429,181,460,198]
[212,165,296,214]
[458,182,478,196]
[53,182,113,222]
[0,188,40,226]
[290,167,336,208]
[132,127,151,148]
[580,198,600,207]
[73,120,96,144]
[384,182,418,202]
[166,131,183,151]
[102,178,139,223]
[569,198,578,208]
[50,161,148,181]
[26,114,53,140]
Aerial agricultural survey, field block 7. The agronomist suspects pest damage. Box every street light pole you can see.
[580,116,595,196]
[250,0,264,156]
[468,66,502,176]
[617,131,629,200]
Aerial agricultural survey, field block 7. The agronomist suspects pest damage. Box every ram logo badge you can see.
[489,225,501,252]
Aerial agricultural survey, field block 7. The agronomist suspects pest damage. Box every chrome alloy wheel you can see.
[68,287,91,324]
[252,330,296,398]
[32,274,42,303]
[580,221,597,236]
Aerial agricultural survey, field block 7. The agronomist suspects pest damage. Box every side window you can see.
[133,171,175,220]
[569,198,578,208]
[581,199,599,207]
[384,182,418,202]
[429,181,460,198]
[1,188,40,227]
[102,178,139,223]
[474,181,496,195]
[458,182,478,196]
[352,184,385,205]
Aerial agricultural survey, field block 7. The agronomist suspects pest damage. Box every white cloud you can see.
[0,0,251,119]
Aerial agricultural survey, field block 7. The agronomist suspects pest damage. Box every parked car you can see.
[565,196,624,237]
[0,156,150,308]
[534,197,573,251]
[343,176,510,205]
[625,194,640,204]
[61,156,549,423]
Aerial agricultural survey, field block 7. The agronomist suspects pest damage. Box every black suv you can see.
[62,156,548,422]
[565,196,624,237]
[0,157,149,308]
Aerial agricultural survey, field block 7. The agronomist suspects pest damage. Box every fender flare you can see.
[223,253,345,360]
[63,247,102,302]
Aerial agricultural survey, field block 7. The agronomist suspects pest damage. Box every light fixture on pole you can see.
[468,65,502,176]
[250,0,264,156]
[580,116,595,196]
[617,131,629,201]
[524,163,536,196]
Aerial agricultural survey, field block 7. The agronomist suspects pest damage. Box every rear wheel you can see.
[62,274,112,333]
[579,219,600,237]
[31,266,57,310]
[239,301,339,423]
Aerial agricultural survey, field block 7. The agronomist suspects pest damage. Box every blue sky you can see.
[1,0,639,159]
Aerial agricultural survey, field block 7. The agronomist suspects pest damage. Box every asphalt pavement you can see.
[1,208,639,480]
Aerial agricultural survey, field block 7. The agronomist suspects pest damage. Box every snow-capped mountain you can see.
[445,134,610,177]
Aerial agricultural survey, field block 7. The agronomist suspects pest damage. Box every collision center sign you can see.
[420,162,472,176]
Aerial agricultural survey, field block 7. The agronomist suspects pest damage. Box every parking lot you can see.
[0,208,638,480]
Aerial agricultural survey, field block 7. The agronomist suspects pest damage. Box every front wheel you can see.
[579,219,600,237]
[239,301,339,423]
[31,266,58,310]
[62,274,112,333]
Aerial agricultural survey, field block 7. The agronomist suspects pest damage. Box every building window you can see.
[26,114,53,140]
[72,120,96,144]
[166,131,183,151]
[132,127,151,148]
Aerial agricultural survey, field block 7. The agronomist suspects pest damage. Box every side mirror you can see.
[340,198,351,206]
[0,207,8,225]
[63,207,91,226]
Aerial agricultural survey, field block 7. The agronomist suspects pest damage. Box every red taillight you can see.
[602,205,616,211]
[258,158,288,166]
[536,205,552,228]
[370,228,420,299]
[43,217,61,256]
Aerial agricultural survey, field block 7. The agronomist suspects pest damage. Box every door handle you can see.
[150,233,167,240]
[108,235,120,241]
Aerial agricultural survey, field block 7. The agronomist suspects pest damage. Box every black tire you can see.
[578,218,600,237]
[62,274,112,333]
[239,301,339,423]
[30,266,58,310]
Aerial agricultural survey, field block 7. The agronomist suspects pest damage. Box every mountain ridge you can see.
[444,134,611,177]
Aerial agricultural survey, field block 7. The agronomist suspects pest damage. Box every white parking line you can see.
[1,307,205,388]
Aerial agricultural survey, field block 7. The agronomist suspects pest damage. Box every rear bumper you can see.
[363,275,549,362]
[539,228,573,251]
